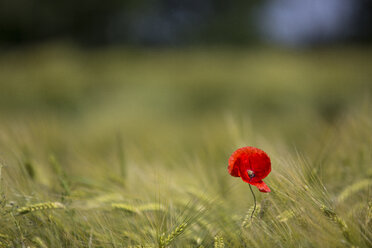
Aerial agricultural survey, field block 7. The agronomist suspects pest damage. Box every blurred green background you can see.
[0,0,372,171]
[1,44,371,171]
[0,0,371,190]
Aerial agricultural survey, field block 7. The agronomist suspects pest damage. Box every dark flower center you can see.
[247,170,255,178]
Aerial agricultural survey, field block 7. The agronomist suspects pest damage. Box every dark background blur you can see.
[1,0,371,48]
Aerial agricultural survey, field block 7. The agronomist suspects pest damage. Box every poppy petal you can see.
[228,155,241,177]
[253,180,271,193]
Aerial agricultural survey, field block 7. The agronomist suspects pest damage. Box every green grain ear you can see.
[320,205,351,242]
[17,202,65,215]
[159,222,188,248]
[214,234,225,248]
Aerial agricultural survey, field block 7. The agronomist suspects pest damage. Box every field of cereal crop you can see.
[0,44,371,247]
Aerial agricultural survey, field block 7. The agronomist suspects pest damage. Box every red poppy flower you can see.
[228,146,271,193]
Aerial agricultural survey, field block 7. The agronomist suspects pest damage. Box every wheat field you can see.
[0,45,371,247]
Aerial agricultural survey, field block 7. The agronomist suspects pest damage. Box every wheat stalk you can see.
[17,202,65,215]
[159,222,188,248]
[320,205,351,242]
[242,203,261,228]
[111,203,138,214]
[214,235,224,248]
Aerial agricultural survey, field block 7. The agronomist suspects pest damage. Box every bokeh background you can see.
[1,0,371,154]
[1,0,372,167]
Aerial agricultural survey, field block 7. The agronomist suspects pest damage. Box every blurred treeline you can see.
[1,0,371,47]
